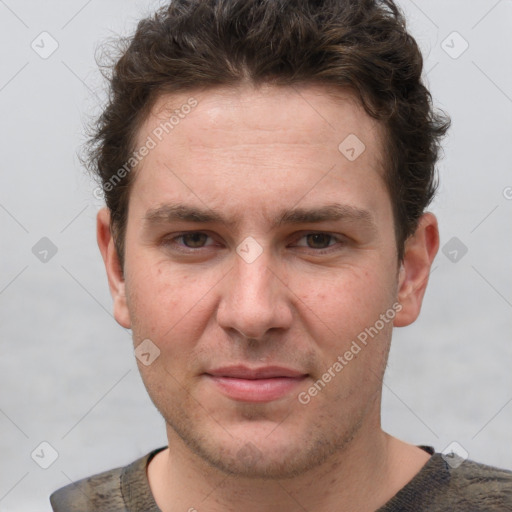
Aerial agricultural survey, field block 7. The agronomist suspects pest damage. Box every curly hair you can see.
[87,0,450,266]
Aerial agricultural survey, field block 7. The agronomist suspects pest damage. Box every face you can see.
[98,83,437,478]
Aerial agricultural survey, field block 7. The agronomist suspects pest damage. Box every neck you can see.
[148,420,431,512]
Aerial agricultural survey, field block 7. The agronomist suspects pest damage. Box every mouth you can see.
[204,365,308,403]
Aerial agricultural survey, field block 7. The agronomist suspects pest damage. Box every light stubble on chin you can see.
[153,381,378,480]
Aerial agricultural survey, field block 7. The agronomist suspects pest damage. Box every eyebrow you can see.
[143,203,376,231]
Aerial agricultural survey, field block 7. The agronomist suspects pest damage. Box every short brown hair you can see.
[87,0,450,266]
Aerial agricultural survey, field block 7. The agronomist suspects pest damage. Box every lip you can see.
[204,365,308,402]
[207,365,307,379]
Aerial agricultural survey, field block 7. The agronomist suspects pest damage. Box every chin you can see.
[171,419,355,480]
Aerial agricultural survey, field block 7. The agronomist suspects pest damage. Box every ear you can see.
[393,212,439,327]
[96,208,131,329]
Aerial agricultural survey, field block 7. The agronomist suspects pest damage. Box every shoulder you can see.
[444,455,512,508]
[49,447,165,512]
[380,449,512,512]
[49,464,126,512]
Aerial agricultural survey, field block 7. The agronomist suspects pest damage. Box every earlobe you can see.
[393,213,439,327]
[96,208,131,329]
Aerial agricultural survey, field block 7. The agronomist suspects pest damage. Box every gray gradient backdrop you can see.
[1,0,511,510]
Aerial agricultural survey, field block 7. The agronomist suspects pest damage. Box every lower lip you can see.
[206,375,307,402]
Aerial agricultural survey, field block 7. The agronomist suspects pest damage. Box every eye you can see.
[292,232,346,254]
[161,231,346,255]
[178,232,211,248]
[162,231,216,252]
[303,233,335,249]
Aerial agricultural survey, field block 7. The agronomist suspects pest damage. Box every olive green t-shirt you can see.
[50,445,512,511]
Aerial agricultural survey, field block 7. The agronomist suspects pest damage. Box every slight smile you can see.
[204,366,309,403]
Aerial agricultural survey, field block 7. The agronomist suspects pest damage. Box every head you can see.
[94,0,449,478]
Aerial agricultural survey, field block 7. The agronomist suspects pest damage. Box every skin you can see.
[97,83,439,511]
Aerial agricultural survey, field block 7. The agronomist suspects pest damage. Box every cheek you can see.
[296,269,394,405]
[124,259,207,341]
[291,264,394,344]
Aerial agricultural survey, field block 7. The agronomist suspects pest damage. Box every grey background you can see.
[1,0,511,510]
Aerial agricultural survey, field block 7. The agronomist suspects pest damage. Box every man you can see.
[50,0,512,510]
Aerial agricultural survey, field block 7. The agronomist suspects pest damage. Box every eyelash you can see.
[161,231,347,255]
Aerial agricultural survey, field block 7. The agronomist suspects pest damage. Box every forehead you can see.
[136,83,385,166]
[130,83,389,223]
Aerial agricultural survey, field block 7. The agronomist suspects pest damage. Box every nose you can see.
[216,247,293,341]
